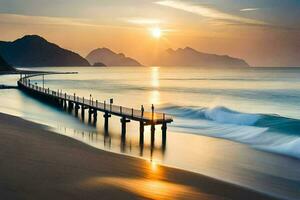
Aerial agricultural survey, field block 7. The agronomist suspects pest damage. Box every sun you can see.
[151,27,162,39]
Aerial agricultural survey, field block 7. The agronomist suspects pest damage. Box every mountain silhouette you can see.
[0,54,14,71]
[93,62,106,67]
[86,48,142,66]
[0,35,90,67]
[154,47,250,67]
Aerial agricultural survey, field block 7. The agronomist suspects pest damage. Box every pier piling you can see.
[93,109,97,124]
[104,112,111,132]
[75,103,79,116]
[81,105,85,119]
[151,124,155,147]
[162,122,167,146]
[121,117,131,138]
[88,107,92,122]
[139,121,145,145]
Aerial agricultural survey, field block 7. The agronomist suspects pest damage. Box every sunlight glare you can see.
[85,177,201,200]
[151,27,162,39]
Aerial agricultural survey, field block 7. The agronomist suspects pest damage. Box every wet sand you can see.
[0,112,279,200]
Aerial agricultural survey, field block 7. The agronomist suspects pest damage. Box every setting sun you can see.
[151,27,162,39]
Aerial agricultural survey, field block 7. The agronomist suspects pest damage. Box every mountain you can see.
[93,62,106,67]
[0,35,90,67]
[86,48,142,66]
[154,47,250,67]
[0,54,14,72]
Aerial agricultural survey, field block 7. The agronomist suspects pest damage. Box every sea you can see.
[1,66,300,199]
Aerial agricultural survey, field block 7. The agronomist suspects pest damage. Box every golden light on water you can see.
[83,157,202,199]
[84,177,201,200]
[149,67,161,105]
[151,67,160,88]
[85,173,202,200]
[150,90,160,105]
[150,160,158,172]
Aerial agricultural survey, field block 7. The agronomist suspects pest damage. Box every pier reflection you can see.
[56,123,166,163]
[104,130,111,148]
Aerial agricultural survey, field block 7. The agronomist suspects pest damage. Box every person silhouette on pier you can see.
[141,105,144,117]
[151,104,154,119]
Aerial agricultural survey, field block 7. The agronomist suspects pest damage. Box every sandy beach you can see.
[0,112,279,200]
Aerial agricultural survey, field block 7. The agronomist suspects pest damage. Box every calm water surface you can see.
[1,66,300,199]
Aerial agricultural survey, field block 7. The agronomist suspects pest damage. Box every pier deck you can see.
[17,75,173,145]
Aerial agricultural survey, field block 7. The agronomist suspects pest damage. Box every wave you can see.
[160,105,300,159]
[163,105,261,126]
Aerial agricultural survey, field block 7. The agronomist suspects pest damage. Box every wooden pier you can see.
[17,74,173,145]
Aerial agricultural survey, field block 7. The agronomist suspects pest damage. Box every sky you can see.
[0,0,300,66]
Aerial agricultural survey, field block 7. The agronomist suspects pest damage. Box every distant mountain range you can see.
[154,47,250,67]
[0,54,14,72]
[0,35,250,68]
[0,35,90,67]
[86,48,142,66]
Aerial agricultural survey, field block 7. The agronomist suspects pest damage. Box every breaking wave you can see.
[161,105,300,159]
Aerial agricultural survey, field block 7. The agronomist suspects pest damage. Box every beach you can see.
[0,112,278,200]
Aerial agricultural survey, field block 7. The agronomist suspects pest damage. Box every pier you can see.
[17,74,173,145]
[0,85,18,89]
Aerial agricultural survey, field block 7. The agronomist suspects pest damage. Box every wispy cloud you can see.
[122,18,163,25]
[0,13,99,27]
[155,0,266,26]
[240,8,260,12]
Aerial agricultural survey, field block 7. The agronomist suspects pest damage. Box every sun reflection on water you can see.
[151,160,158,171]
[84,176,202,200]
[151,67,160,88]
[83,159,204,200]
[149,67,161,105]
[149,90,160,105]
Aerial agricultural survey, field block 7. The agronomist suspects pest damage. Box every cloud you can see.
[155,0,266,26]
[0,13,98,27]
[0,13,172,33]
[240,8,260,12]
[122,17,163,25]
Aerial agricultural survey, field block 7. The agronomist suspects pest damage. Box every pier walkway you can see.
[17,74,173,145]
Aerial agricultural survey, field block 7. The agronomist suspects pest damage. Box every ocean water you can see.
[1,66,300,199]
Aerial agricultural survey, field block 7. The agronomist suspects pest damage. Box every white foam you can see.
[256,137,300,159]
[204,106,260,126]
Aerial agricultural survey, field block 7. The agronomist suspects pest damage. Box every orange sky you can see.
[0,0,300,66]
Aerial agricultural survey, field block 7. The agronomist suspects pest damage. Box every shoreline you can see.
[0,112,280,200]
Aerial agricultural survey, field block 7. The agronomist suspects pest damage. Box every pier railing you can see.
[18,77,173,125]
